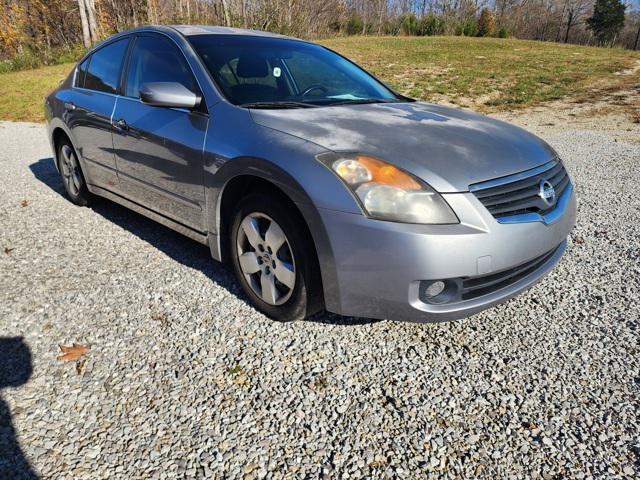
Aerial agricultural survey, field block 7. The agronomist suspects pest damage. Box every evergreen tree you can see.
[587,0,626,45]
[478,8,496,37]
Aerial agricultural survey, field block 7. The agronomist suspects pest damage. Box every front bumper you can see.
[318,186,577,322]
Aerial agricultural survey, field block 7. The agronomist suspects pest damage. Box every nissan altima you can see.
[44,26,577,322]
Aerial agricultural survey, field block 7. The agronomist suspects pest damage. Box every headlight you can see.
[317,153,458,224]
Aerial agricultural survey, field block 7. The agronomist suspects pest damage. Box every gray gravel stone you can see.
[0,120,639,479]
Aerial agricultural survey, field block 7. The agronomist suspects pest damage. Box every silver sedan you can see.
[45,25,576,322]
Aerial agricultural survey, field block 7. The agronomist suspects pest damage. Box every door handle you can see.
[63,102,76,111]
[113,118,128,131]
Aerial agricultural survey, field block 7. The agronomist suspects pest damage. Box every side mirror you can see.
[140,82,201,109]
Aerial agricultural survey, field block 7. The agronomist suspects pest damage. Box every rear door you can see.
[111,33,208,232]
[66,37,130,190]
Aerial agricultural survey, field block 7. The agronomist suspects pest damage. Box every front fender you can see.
[205,156,345,314]
[204,110,362,214]
[203,108,360,314]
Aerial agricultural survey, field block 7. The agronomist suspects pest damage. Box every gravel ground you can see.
[0,119,639,479]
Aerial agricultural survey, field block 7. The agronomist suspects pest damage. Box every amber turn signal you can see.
[356,155,421,190]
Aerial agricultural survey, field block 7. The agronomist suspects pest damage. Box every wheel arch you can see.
[209,162,342,314]
[52,127,70,152]
[49,119,77,172]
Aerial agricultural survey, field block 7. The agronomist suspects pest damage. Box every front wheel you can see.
[229,193,323,321]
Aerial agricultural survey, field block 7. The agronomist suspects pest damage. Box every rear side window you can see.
[84,38,129,94]
[125,35,198,98]
[76,57,90,88]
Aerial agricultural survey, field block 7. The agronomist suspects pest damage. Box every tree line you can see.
[1,0,638,71]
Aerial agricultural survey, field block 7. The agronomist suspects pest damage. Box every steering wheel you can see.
[301,85,328,98]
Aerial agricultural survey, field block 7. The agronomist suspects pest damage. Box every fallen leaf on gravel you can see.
[4,247,14,254]
[20,199,28,207]
[58,343,90,362]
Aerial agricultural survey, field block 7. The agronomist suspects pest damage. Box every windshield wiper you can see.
[239,101,318,109]
[326,98,398,106]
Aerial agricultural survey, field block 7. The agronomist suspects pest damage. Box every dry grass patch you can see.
[571,60,640,123]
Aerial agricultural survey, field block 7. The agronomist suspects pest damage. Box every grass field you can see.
[0,63,73,122]
[322,36,639,109]
[1,36,638,122]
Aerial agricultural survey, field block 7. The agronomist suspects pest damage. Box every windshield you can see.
[188,35,401,107]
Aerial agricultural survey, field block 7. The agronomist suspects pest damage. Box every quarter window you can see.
[76,57,90,88]
[84,38,129,94]
[125,35,198,98]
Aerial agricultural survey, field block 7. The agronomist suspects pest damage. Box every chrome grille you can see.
[461,246,558,301]
[470,160,570,219]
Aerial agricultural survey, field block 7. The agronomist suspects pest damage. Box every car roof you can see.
[168,25,298,41]
[75,25,309,66]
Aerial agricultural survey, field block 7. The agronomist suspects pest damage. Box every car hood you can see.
[250,102,557,192]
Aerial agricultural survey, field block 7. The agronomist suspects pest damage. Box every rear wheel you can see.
[229,193,322,321]
[57,138,93,206]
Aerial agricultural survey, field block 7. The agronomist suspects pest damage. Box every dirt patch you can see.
[457,90,503,108]
[493,60,640,144]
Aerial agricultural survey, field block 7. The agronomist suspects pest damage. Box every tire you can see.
[228,192,323,321]
[57,138,93,206]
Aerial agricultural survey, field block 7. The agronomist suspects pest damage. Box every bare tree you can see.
[147,0,157,23]
[2,0,640,65]
[77,0,91,48]
[221,0,231,26]
[560,0,590,42]
[86,0,99,43]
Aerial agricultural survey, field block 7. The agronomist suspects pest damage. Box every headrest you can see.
[236,54,269,78]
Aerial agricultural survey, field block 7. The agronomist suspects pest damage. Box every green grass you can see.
[0,63,73,122]
[1,36,638,122]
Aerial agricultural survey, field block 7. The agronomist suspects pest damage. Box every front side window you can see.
[125,35,198,98]
[188,35,399,106]
[84,38,129,94]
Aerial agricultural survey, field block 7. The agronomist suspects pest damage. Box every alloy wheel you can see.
[60,144,82,197]
[236,212,296,306]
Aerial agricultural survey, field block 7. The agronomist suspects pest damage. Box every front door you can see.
[111,34,208,232]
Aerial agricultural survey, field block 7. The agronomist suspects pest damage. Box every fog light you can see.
[418,279,461,305]
[423,280,446,298]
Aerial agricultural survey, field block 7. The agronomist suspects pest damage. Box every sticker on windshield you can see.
[273,67,281,78]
